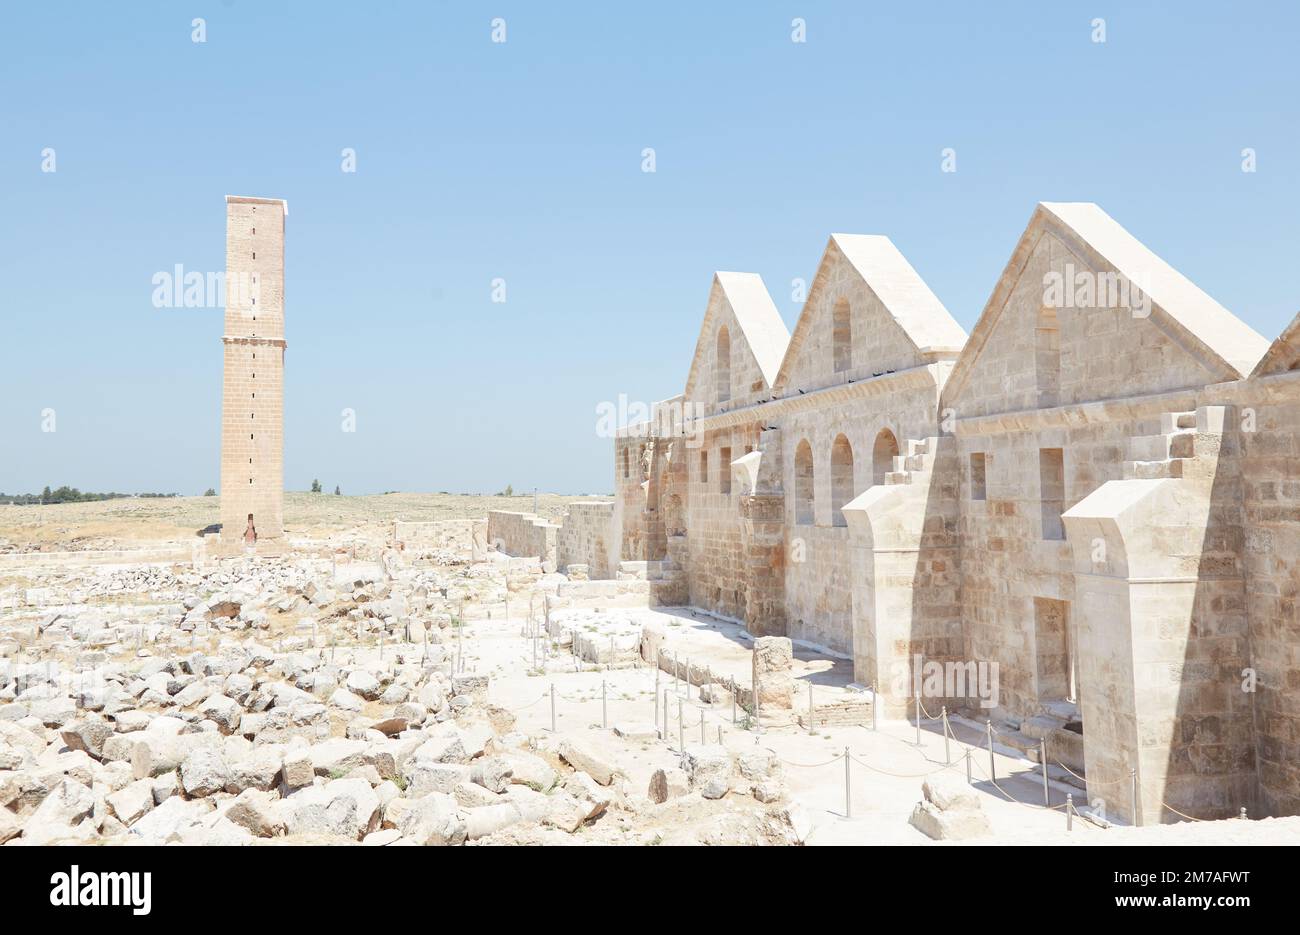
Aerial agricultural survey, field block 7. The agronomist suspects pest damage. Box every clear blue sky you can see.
[3,2,1297,496]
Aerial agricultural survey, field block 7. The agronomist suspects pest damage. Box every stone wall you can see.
[603,205,1300,822]
[486,511,558,570]
[392,519,485,560]
[1239,374,1300,817]
[556,501,615,579]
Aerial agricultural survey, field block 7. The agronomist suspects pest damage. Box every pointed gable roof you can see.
[682,272,789,398]
[1250,309,1300,377]
[943,202,1270,405]
[773,234,966,390]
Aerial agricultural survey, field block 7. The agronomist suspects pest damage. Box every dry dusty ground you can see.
[0,492,594,551]
[3,499,1298,846]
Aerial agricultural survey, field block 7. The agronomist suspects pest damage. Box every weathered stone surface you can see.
[751,637,793,711]
[396,792,466,846]
[181,746,232,797]
[225,788,286,837]
[199,694,242,734]
[59,717,113,758]
[464,802,523,839]
[107,778,156,825]
[682,744,732,799]
[909,800,992,840]
[648,767,689,804]
[469,756,514,793]
[23,778,95,844]
[922,774,981,813]
[283,778,379,840]
[557,738,616,786]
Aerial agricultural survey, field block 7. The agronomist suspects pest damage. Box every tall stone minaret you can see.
[220,195,287,553]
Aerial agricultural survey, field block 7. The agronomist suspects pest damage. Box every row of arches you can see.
[792,429,899,526]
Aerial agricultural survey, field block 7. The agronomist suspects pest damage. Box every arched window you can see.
[832,298,852,373]
[872,428,899,486]
[831,434,854,527]
[716,325,731,403]
[794,440,814,525]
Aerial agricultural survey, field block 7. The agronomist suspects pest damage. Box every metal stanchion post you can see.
[601,680,607,730]
[1067,793,1074,831]
[986,720,995,783]
[808,682,815,734]
[942,707,950,765]
[1130,767,1140,827]
[681,697,691,759]
[844,747,852,819]
[699,710,705,744]
[1040,739,1050,806]
[965,748,972,785]
[914,691,921,745]
[550,683,556,733]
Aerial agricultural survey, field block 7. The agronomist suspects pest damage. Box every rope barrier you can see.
[1052,758,1126,789]
[848,752,960,780]
[1159,800,1209,822]
[497,632,1238,834]
[776,753,846,769]
[968,756,1068,811]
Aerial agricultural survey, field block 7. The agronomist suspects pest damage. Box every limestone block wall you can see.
[556,501,615,579]
[1239,378,1300,816]
[1061,407,1253,823]
[955,416,1134,721]
[614,436,649,561]
[392,519,484,560]
[486,510,558,569]
[684,423,762,621]
[778,244,932,397]
[780,375,942,655]
[952,229,1220,422]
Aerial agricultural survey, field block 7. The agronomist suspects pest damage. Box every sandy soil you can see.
[0,491,597,551]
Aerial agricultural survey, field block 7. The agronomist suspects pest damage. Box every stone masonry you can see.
[219,195,287,555]
[599,201,1300,825]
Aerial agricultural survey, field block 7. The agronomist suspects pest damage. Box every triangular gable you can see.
[682,272,789,400]
[943,202,1269,407]
[772,234,966,390]
[1250,309,1300,377]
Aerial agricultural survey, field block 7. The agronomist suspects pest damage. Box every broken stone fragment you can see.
[557,738,616,786]
[682,744,732,799]
[59,716,114,758]
[647,767,689,804]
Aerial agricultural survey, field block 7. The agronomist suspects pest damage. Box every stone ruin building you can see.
[510,201,1300,826]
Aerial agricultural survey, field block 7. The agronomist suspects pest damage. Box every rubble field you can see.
[2,497,1296,846]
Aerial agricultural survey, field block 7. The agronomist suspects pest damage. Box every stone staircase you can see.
[884,436,944,486]
[647,536,688,605]
[987,706,1089,793]
[1123,410,1198,479]
[1123,407,1230,483]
